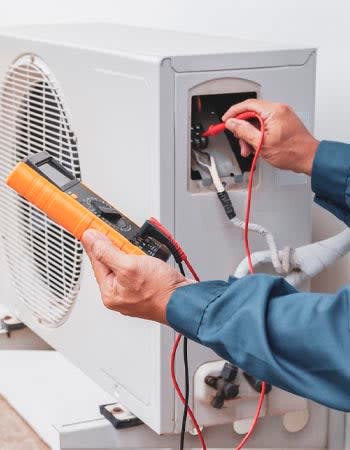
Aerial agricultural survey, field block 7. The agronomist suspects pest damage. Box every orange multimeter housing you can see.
[7,151,170,261]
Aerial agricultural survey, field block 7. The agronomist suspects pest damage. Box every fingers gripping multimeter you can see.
[7,151,170,261]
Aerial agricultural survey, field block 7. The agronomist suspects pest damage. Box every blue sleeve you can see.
[312,140,350,225]
[167,276,350,411]
[167,140,350,411]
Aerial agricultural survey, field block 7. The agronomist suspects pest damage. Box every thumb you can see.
[82,229,128,272]
[225,118,260,150]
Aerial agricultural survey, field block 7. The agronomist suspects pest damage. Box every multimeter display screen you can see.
[39,162,72,188]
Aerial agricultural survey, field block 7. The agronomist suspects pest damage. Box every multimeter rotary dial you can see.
[116,217,132,232]
[86,197,131,232]
[86,198,119,218]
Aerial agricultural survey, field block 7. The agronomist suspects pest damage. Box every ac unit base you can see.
[0,348,346,449]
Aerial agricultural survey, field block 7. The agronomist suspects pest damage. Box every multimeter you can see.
[7,151,170,261]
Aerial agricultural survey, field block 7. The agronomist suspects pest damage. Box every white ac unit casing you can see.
[0,24,323,441]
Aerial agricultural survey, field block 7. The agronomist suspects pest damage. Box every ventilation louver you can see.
[0,54,83,327]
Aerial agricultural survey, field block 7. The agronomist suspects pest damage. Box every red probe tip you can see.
[202,123,226,137]
[202,112,262,138]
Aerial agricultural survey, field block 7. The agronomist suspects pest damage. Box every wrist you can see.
[159,279,196,325]
[300,137,320,175]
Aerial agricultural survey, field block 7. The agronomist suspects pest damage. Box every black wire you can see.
[146,229,189,450]
[181,337,189,450]
[177,261,189,450]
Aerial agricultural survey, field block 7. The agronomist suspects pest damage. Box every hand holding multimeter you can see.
[81,228,190,323]
[6,150,192,324]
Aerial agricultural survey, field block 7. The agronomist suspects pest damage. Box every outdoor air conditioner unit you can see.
[0,23,328,446]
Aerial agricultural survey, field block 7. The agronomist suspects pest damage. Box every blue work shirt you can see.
[167,140,350,412]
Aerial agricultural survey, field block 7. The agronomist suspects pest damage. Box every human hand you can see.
[82,229,192,324]
[222,99,319,175]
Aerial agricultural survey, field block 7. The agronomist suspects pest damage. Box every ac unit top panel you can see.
[0,23,315,72]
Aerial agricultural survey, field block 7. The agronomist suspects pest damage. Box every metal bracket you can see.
[99,403,143,429]
[0,315,26,337]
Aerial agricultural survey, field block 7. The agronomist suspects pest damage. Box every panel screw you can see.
[112,406,123,413]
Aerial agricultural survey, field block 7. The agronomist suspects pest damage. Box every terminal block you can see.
[190,92,257,192]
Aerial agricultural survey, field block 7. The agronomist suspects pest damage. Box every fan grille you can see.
[0,54,83,327]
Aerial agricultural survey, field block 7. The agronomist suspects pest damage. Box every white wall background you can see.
[1,0,349,291]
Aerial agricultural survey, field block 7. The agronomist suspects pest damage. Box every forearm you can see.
[167,275,350,411]
[312,140,350,225]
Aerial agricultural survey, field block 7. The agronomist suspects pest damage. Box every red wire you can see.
[170,333,207,449]
[201,111,267,449]
[156,111,266,450]
[231,111,266,449]
[238,112,265,274]
[183,258,200,282]
[149,217,205,446]
[235,382,266,450]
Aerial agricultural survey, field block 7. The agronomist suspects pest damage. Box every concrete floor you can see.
[0,395,49,450]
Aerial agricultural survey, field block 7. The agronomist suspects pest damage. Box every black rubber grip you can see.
[217,191,236,219]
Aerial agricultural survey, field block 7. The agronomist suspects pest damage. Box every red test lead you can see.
[202,122,226,137]
[202,111,267,450]
[163,111,267,450]
[202,111,262,137]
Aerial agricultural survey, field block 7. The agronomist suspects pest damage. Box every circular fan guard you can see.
[0,54,83,327]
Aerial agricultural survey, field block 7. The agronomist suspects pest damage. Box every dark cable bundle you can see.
[217,191,236,219]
